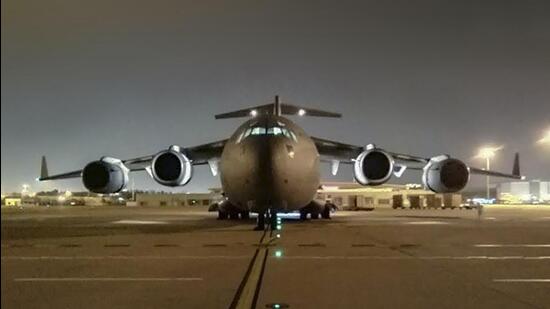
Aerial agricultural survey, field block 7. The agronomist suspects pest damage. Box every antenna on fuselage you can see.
[273,95,282,116]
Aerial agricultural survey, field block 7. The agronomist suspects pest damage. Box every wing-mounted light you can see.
[151,145,193,186]
[353,144,395,186]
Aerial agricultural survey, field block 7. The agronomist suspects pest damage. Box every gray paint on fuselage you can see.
[219,115,320,213]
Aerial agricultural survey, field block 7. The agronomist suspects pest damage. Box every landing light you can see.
[250,109,258,117]
[298,109,306,116]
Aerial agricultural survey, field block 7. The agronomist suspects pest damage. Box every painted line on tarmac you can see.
[1,255,249,260]
[278,255,550,260]
[475,244,550,248]
[111,220,168,225]
[405,221,450,225]
[5,255,549,261]
[493,279,550,283]
[14,277,202,282]
[229,229,269,309]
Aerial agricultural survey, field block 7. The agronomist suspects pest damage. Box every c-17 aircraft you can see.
[39,96,523,230]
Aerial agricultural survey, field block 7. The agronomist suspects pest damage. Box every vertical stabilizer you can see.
[273,95,282,116]
[512,152,520,177]
[40,156,49,179]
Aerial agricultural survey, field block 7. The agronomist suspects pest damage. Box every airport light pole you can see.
[476,147,502,200]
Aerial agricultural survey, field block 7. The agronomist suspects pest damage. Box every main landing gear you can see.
[299,202,333,220]
[217,209,250,220]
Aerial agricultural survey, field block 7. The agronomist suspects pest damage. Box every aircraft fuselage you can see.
[220,115,320,213]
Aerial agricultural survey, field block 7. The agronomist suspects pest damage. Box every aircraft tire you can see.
[218,211,228,220]
[321,205,331,219]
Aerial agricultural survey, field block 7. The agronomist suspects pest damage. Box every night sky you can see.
[2,0,549,193]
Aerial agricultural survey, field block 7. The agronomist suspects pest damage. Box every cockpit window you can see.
[236,125,297,143]
[251,127,266,135]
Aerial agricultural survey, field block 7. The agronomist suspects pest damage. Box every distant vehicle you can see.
[38,96,524,230]
[460,201,481,210]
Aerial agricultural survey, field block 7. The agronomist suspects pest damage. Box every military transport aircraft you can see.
[39,96,523,230]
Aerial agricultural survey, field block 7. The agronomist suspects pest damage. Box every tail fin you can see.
[512,152,521,178]
[214,96,341,119]
[40,156,49,180]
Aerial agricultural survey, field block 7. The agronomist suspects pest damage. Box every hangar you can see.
[132,183,462,210]
[317,182,462,210]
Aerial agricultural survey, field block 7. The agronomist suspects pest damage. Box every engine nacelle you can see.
[354,147,394,186]
[422,155,470,193]
[151,145,192,186]
[82,157,129,194]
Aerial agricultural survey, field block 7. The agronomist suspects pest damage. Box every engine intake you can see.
[82,157,129,194]
[151,145,192,186]
[354,148,394,186]
[423,156,470,193]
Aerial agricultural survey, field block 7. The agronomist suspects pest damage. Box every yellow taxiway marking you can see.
[15,277,202,282]
[280,255,550,260]
[230,228,275,309]
[3,255,550,261]
[493,279,550,283]
[474,244,550,248]
[233,248,268,309]
[1,255,249,260]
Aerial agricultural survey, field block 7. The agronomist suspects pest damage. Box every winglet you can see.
[512,152,521,178]
[40,156,49,180]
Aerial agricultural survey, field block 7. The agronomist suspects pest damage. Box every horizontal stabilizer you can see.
[215,96,341,119]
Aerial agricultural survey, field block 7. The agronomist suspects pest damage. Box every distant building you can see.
[135,192,221,207]
[133,184,462,209]
[497,180,550,202]
[317,182,462,209]
[4,198,22,207]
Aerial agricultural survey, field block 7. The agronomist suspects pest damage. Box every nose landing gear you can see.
[254,210,279,231]
[254,212,266,231]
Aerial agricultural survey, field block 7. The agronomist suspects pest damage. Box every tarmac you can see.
[2,205,550,309]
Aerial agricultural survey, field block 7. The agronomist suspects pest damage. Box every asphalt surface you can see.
[2,205,550,309]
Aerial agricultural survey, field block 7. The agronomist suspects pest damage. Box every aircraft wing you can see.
[39,139,228,181]
[311,136,523,180]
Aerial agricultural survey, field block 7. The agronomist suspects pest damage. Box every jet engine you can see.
[422,155,470,193]
[354,147,394,186]
[82,157,129,194]
[151,145,193,186]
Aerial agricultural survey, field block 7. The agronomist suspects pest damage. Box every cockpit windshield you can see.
[236,125,297,143]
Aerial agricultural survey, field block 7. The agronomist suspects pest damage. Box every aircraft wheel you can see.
[311,212,320,220]
[229,212,239,220]
[321,205,331,219]
[299,211,308,221]
[240,211,250,219]
[218,211,228,220]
